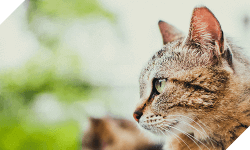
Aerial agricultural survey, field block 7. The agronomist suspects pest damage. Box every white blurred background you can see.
[0,0,250,130]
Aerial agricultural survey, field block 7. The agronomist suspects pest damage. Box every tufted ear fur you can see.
[158,20,184,44]
[186,6,233,68]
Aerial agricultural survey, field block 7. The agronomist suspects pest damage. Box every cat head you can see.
[133,6,239,139]
[82,116,162,150]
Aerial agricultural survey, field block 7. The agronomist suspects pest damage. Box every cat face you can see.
[133,7,235,139]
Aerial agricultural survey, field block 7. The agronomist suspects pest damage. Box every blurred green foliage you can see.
[0,114,81,150]
[0,0,116,149]
[28,0,115,22]
[0,48,90,149]
[0,49,92,105]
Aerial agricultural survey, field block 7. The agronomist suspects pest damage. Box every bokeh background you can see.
[0,0,249,149]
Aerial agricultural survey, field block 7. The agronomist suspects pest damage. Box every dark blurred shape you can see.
[243,14,250,29]
[82,116,163,150]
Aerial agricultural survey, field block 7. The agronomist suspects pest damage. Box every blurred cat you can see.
[82,116,163,150]
[133,6,250,150]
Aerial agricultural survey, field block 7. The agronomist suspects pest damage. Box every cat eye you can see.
[155,79,167,94]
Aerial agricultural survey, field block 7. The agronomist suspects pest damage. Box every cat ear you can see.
[187,6,225,56]
[158,20,184,44]
[89,117,102,126]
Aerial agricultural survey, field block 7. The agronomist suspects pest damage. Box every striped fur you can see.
[134,6,250,150]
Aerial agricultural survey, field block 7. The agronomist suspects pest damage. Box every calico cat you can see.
[133,6,250,150]
[82,116,163,150]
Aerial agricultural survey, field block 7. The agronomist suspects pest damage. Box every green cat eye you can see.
[155,79,167,94]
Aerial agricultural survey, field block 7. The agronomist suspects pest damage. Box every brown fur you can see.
[133,6,250,150]
[82,116,163,150]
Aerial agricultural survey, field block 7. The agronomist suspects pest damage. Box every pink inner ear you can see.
[190,7,222,44]
[158,21,183,44]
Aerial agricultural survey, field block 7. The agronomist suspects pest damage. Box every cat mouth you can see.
[140,117,179,134]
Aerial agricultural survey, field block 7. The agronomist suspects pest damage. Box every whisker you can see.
[194,116,218,147]
[158,129,174,150]
[158,126,192,150]
[162,118,207,138]
[193,116,213,135]
[168,115,207,134]
[163,121,211,150]
[181,120,215,149]
[170,126,203,150]
[167,114,216,147]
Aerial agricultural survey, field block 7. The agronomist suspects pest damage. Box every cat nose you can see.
[133,110,143,122]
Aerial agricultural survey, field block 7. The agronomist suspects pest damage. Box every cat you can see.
[82,116,163,150]
[133,6,250,150]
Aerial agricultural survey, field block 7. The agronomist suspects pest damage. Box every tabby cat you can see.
[82,116,163,150]
[133,6,250,150]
